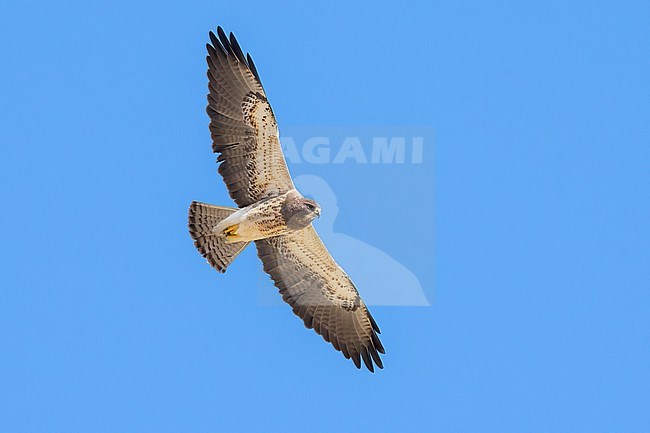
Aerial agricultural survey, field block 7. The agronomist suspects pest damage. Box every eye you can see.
[305,203,315,211]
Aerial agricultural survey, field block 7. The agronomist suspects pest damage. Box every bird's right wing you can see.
[206,27,294,208]
[255,226,385,372]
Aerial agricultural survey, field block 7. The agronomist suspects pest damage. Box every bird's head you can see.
[283,196,321,230]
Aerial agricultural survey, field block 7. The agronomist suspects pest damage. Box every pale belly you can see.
[213,192,294,243]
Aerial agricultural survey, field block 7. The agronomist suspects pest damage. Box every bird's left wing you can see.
[206,27,294,208]
[255,226,385,371]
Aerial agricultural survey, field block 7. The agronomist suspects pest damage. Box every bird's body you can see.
[188,26,385,371]
[213,189,320,243]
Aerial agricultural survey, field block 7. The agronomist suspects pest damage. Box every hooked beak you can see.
[316,208,321,218]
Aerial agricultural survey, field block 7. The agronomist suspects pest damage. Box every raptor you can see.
[188,27,384,371]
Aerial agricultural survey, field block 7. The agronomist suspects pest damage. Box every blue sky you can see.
[1,0,649,432]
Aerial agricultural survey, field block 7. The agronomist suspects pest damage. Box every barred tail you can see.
[188,201,250,273]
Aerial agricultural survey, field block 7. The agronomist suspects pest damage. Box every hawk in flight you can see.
[188,26,385,371]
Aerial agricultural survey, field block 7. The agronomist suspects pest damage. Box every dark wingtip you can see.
[351,352,362,369]
[206,43,215,57]
[216,26,231,55]
[229,32,247,63]
[208,26,264,88]
[361,347,375,372]
[208,31,227,57]
[369,345,384,369]
[246,53,262,85]
[371,331,385,355]
[208,31,218,46]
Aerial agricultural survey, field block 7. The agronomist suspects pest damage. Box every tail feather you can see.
[188,201,249,273]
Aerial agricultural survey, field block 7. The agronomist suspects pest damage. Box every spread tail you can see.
[188,201,250,273]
